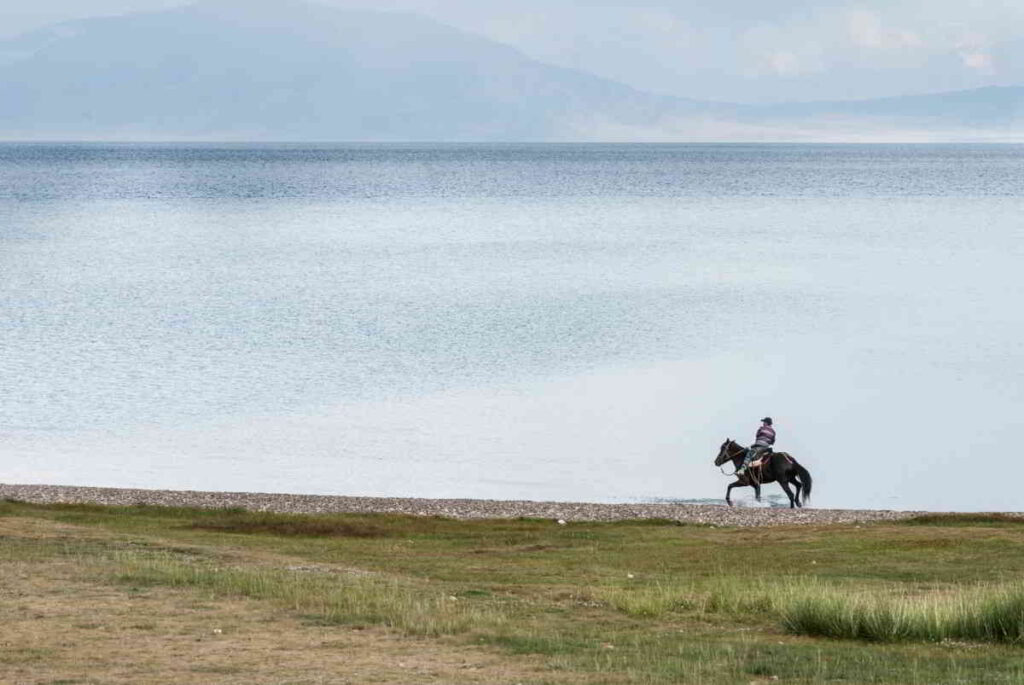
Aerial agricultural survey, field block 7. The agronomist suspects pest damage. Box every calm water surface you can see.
[1,144,1022,510]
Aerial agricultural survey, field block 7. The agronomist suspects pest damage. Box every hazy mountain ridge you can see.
[760,86,1024,126]
[0,0,1021,141]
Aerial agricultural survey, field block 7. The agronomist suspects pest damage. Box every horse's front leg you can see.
[725,481,742,507]
[753,482,761,502]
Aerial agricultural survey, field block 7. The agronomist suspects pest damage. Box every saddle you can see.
[749,448,773,469]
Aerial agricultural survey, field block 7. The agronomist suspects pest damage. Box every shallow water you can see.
[2,143,1022,510]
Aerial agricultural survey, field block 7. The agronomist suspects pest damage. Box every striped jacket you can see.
[754,424,776,447]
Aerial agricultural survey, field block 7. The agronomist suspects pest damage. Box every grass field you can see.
[2,500,1024,684]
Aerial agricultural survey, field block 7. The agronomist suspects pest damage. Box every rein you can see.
[717,443,746,477]
[717,442,774,485]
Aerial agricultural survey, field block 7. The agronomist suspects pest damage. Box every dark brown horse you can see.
[714,439,813,508]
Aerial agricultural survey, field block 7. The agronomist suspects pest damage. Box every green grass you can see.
[185,510,390,538]
[116,554,508,636]
[4,499,1024,683]
[901,513,1024,527]
[782,583,1024,644]
[594,575,805,618]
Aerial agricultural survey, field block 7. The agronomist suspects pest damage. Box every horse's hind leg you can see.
[778,479,798,509]
[790,476,803,508]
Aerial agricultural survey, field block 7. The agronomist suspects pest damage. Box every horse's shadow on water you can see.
[714,439,813,508]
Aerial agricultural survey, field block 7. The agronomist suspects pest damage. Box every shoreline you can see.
[0,483,929,527]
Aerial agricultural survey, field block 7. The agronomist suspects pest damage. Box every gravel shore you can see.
[0,483,927,527]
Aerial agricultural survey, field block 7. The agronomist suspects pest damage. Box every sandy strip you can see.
[0,483,934,527]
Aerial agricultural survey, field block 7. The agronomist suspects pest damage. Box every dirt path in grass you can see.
[0,483,930,527]
[0,518,560,685]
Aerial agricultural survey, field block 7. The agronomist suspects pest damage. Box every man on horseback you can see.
[714,431,811,508]
[737,417,775,476]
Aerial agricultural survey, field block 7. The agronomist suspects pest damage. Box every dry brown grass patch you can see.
[0,519,558,684]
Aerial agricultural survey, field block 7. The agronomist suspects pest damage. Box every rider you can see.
[738,417,775,476]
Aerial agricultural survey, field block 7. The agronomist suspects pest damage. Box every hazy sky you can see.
[2,0,1023,103]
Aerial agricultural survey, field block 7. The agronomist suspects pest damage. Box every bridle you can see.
[717,441,744,476]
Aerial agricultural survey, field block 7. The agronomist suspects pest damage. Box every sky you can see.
[6,0,1024,102]
[1,0,1023,103]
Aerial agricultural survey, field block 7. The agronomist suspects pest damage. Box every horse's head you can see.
[714,439,739,466]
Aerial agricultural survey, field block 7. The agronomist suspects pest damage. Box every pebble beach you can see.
[0,483,927,527]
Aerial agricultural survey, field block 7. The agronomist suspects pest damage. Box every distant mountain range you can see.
[1,0,1021,142]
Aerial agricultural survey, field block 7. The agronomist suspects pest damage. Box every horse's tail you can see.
[794,462,812,503]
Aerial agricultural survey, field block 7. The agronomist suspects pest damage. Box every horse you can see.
[713,439,813,509]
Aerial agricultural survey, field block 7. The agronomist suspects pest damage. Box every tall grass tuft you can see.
[595,576,809,619]
[952,589,1024,643]
[602,576,1024,645]
[782,584,1024,644]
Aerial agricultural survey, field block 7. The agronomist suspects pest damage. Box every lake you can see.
[1,143,1021,510]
